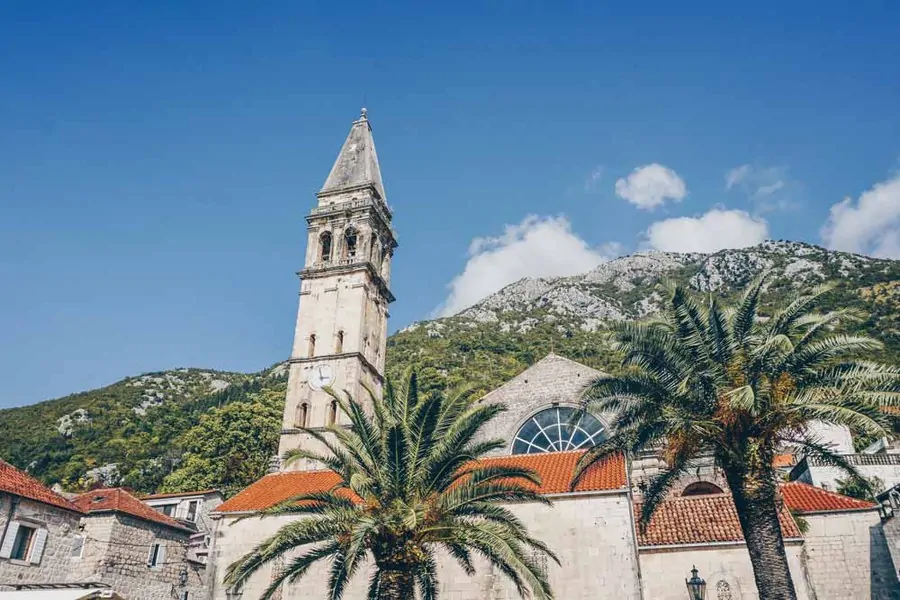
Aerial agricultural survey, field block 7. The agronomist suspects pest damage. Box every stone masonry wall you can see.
[802,509,900,600]
[210,492,641,599]
[0,494,82,587]
[74,513,205,600]
[639,543,813,600]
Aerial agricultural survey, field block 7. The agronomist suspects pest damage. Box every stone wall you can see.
[74,512,205,600]
[0,494,82,587]
[802,508,900,600]
[638,543,813,600]
[210,492,641,599]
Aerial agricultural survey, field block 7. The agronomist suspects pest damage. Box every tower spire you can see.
[319,109,386,202]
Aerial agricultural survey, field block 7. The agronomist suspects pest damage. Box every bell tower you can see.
[278,109,397,470]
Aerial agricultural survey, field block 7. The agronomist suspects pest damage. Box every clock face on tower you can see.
[308,364,335,391]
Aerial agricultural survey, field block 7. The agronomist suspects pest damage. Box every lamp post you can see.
[686,565,707,600]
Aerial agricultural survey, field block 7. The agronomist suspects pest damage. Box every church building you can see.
[207,112,900,600]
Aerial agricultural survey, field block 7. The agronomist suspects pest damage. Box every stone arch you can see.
[682,481,725,496]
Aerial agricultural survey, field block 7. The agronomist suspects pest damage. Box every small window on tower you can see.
[297,403,309,428]
[308,334,316,357]
[370,233,381,266]
[319,231,333,264]
[328,400,338,426]
[336,330,344,354]
[345,228,358,261]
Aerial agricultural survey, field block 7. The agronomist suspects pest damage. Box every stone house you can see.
[0,459,84,588]
[141,490,223,565]
[71,488,207,600]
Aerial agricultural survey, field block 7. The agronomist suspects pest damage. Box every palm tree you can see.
[225,372,558,600]
[573,278,900,600]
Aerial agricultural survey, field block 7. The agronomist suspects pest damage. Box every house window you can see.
[319,231,333,264]
[0,522,47,564]
[71,535,85,559]
[148,542,166,568]
[186,500,199,523]
[157,504,177,517]
[10,525,36,561]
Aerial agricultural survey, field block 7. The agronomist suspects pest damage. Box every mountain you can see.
[2,241,898,495]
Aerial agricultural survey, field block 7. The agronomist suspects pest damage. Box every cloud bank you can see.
[614,164,687,210]
[821,174,900,259]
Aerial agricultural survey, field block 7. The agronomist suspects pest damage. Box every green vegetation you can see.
[0,242,898,497]
[574,279,900,600]
[225,373,557,600]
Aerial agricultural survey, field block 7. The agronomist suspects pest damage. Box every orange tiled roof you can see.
[217,451,627,513]
[780,481,876,513]
[635,493,802,547]
[774,453,796,468]
[73,488,193,532]
[0,459,83,513]
[141,489,220,500]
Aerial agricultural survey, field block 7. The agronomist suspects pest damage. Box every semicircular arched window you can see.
[512,406,606,455]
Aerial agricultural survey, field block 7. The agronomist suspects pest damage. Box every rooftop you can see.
[0,459,82,513]
[216,451,626,513]
[319,109,386,201]
[636,493,802,548]
[780,481,876,513]
[73,488,193,532]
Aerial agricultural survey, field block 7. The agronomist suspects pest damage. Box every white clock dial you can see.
[308,364,335,391]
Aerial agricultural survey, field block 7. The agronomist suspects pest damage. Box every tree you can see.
[836,474,884,501]
[159,388,283,496]
[573,279,900,600]
[224,373,557,600]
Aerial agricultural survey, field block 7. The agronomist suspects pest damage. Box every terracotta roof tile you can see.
[780,481,876,513]
[0,459,83,513]
[141,489,220,500]
[217,451,626,513]
[773,453,796,468]
[73,488,193,532]
[635,493,802,547]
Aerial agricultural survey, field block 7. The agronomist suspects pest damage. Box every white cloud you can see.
[821,174,900,258]
[643,208,769,253]
[436,215,619,317]
[614,164,687,210]
[725,164,794,212]
[584,165,604,191]
[726,164,752,189]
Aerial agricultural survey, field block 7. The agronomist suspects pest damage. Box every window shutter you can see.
[147,544,157,566]
[29,529,48,564]
[157,543,166,566]
[0,522,20,559]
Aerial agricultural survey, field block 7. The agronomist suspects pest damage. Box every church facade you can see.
[207,112,900,600]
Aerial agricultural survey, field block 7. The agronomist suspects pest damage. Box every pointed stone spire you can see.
[319,108,386,201]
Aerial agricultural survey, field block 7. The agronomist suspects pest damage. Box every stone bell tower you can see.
[278,109,397,470]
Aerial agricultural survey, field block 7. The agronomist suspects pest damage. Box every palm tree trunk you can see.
[724,465,798,600]
[377,567,415,600]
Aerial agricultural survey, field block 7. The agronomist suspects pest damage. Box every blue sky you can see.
[2,2,899,406]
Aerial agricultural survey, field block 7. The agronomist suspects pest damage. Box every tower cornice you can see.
[298,261,395,303]
[307,197,397,248]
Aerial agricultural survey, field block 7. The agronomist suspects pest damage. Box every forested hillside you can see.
[2,241,898,496]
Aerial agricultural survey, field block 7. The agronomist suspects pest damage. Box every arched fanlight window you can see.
[296,403,309,428]
[511,406,606,455]
[319,231,333,264]
[327,400,338,426]
[308,334,316,358]
[344,228,358,261]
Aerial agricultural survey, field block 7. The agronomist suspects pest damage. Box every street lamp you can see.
[686,565,707,600]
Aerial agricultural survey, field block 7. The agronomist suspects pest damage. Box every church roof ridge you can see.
[319,108,386,201]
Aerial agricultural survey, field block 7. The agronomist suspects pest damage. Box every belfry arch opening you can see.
[343,228,358,261]
[319,231,333,264]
